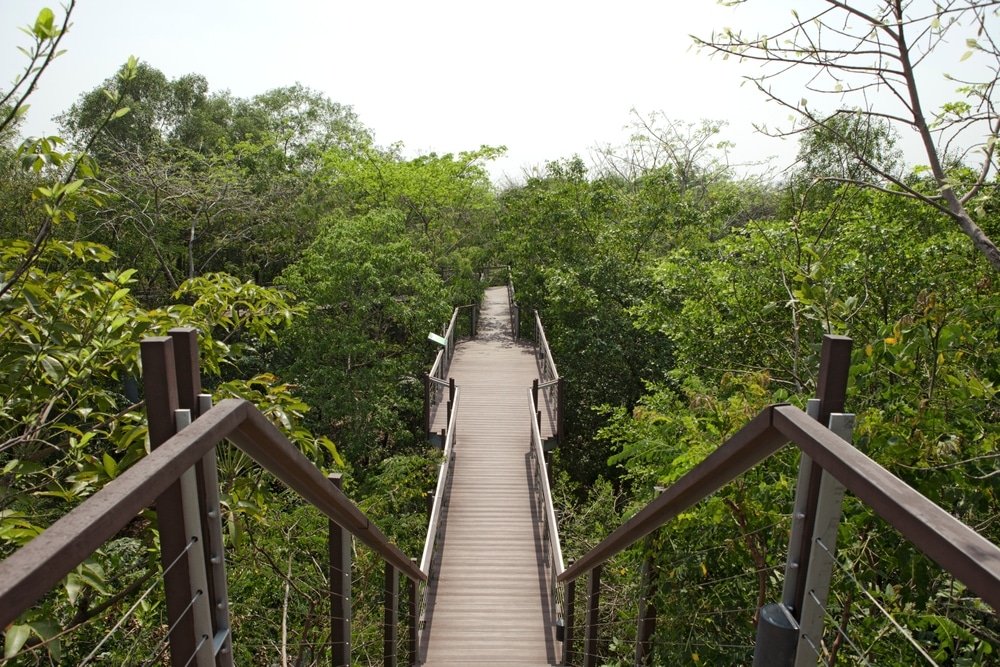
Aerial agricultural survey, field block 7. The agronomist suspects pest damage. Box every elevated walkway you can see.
[421,286,558,665]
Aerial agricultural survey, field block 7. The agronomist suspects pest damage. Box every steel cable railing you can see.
[423,304,477,442]
[420,388,460,576]
[529,387,566,630]
[554,335,1000,667]
[531,309,564,444]
[0,328,424,667]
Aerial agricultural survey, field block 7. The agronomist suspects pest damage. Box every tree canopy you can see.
[1,2,997,663]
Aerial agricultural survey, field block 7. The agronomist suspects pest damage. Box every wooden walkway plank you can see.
[421,287,559,666]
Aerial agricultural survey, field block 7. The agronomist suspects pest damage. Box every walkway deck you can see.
[421,287,558,666]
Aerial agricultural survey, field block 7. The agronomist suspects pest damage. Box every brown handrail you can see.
[531,309,564,443]
[507,270,519,339]
[425,304,477,439]
[558,403,1000,612]
[421,388,461,574]
[533,309,559,384]
[529,389,564,577]
[0,398,425,631]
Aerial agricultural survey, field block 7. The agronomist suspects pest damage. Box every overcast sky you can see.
[0,1,986,183]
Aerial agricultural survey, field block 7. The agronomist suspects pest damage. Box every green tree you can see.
[279,210,451,468]
[696,0,1000,270]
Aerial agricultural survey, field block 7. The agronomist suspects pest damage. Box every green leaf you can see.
[4,625,30,658]
[110,106,131,120]
[40,356,65,382]
[28,620,61,660]
[65,573,83,604]
[32,8,55,38]
[62,179,85,196]
[102,452,118,478]
[319,436,344,466]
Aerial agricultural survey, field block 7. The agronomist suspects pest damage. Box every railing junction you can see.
[0,328,425,667]
[555,335,1000,667]
[532,309,565,446]
[424,303,477,444]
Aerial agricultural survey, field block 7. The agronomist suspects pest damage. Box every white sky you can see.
[0,1,991,184]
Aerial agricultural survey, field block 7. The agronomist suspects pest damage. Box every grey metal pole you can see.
[753,603,798,667]
[755,335,852,667]
[793,413,854,667]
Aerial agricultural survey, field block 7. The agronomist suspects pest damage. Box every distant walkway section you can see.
[421,286,557,666]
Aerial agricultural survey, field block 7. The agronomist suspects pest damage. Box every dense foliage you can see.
[498,120,998,665]
[1,2,998,665]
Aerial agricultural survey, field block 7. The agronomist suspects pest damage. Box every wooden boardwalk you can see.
[421,287,558,666]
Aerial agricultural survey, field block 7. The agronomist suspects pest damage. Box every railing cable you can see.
[804,589,876,666]
[814,537,941,666]
[140,588,206,667]
[78,536,200,666]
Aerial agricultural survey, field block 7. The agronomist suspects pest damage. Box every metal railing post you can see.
[141,337,205,667]
[790,335,852,617]
[385,563,399,667]
[562,576,576,666]
[634,534,658,666]
[757,334,852,667]
[584,565,602,667]
[794,413,854,667]
[423,373,431,442]
[447,378,456,426]
[169,328,233,665]
[557,376,566,444]
[329,474,352,667]
[408,560,418,667]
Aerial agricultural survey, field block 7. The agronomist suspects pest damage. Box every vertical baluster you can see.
[793,413,854,667]
[408,561,418,667]
[557,377,566,444]
[329,474,352,667]
[170,327,232,664]
[563,576,576,666]
[141,337,200,667]
[423,373,431,442]
[384,564,399,667]
[175,409,214,667]
[584,565,601,667]
[634,543,657,666]
[447,378,456,425]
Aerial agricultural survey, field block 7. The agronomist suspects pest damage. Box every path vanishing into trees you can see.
[421,286,559,665]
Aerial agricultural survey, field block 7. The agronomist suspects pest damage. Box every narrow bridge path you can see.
[421,286,557,666]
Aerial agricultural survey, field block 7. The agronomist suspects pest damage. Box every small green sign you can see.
[428,332,447,346]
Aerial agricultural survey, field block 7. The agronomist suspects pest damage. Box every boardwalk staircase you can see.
[1,273,998,666]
